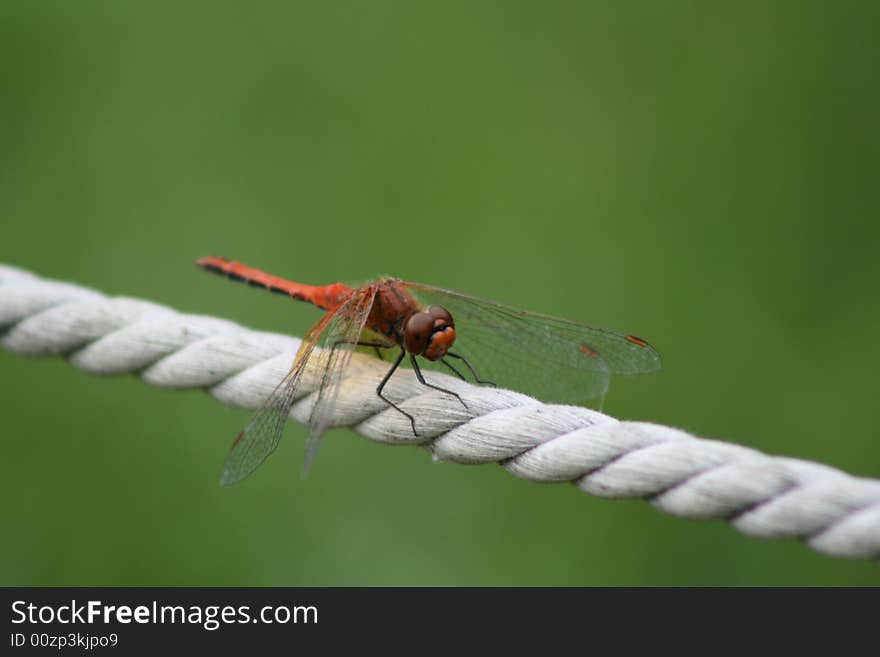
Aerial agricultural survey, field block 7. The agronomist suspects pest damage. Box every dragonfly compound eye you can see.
[404,312,435,355]
[404,310,457,359]
[427,305,453,326]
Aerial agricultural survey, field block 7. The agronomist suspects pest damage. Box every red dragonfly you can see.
[197,257,661,484]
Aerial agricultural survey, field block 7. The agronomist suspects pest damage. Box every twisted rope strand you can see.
[1,264,879,560]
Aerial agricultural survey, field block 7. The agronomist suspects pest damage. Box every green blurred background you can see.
[1,1,878,585]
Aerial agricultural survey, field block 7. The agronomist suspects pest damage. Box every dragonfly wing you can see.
[219,311,336,486]
[302,285,378,475]
[403,282,661,404]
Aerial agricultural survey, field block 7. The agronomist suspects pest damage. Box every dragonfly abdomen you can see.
[196,256,352,311]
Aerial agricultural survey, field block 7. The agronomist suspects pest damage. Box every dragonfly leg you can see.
[446,351,496,387]
[376,347,419,436]
[331,338,395,362]
[440,358,467,381]
[410,355,468,410]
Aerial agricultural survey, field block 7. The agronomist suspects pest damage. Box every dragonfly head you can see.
[404,306,456,361]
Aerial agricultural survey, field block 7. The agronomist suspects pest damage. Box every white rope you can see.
[2,263,879,561]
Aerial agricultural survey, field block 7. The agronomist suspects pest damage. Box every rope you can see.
[1,263,879,561]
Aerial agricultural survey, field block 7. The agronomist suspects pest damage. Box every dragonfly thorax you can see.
[403,305,456,361]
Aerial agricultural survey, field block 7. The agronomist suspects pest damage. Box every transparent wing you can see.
[301,285,377,474]
[218,310,337,486]
[402,282,661,404]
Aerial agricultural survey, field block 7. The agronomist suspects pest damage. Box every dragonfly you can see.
[196,256,661,484]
